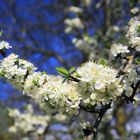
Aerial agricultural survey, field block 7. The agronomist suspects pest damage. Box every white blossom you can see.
[0,52,126,113]
[0,41,12,50]
[111,43,129,57]
[0,53,81,114]
[123,66,137,96]
[8,105,50,134]
[66,6,82,13]
[130,7,139,14]
[72,36,94,53]
[64,18,84,33]
[23,72,48,96]
[40,76,81,115]
[82,0,92,7]
[126,18,140,51]
[77,62,124,104]
[112,26,120,32]
[0,53,37,90]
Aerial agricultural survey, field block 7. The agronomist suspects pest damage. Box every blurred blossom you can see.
[127,18,140,51]
[0,41,12,50]
[66,6,82,14]
[111,43,129,57]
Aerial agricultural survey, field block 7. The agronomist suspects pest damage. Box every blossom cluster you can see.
[40,75,81,115]
[8,105,67,135]
[0,41,12,50]
[0,53,37,91]
[111,43,129,57]
[123,65,138,96]
[8,105,51,134]
[64,17,84,33]
[23,72,48,96]
[0,52,80,115]
[126,18,140,51]
[0,39,128,114]
[0,102,67,138]
[0,51,125,114]
[65,6,82,14]
[76,62,124,104]
[72,35,95,54]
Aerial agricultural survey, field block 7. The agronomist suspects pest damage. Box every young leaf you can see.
[137,25,140,33]
[135,58,140,64]
[42,71,47,75]
[99,58,107,66]
[56,67,69,76]
[32,79,39,86]
[69,66,76,74]
[0,31,3,37]
[74,72,81,78]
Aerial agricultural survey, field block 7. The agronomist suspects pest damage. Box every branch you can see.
[92,103,111,138]
[79,102,100,113]
[81,101,111,138]
[119,55,134,83]
[119,80,140,103]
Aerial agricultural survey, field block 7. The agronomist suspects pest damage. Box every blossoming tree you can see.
[0,1,140,140]
[0,17,140,139]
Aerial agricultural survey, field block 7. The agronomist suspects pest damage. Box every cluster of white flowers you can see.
[123,66,137,96]
[64,18,84,33]
[126,18,140,51]
[0,53,37,90]
[111,43,129,57]
[0,53,81,115]
[8,105,51,134]
[0,41,129,114]
[40,75,81,115]
[0,51,126,113]
[0,41,12,50]
[23,72,48,96]
[72,35,95,54]
[0,102,68,137]
[76,62,124,104]
[130,7,139,14]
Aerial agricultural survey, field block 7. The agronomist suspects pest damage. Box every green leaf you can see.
[137,25,140,33]
[42,71,47,75]
[137,25,140,37]
[32,79,37,85]
[69,66,76,74]
[74,72,81,78]
[14,59,19,65]
[0,71,5,77]
[99,58,107,66]
[135,58,140,64]
[32,79,39,86]
[0,31,3,37]
[56,67,69,76]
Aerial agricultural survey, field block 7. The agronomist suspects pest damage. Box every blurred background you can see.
[0,0,140,140]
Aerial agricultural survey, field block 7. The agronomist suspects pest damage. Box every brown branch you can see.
[119,55,134,83]
[79,102,100,114]
[80,102,111,138]
[92,103,111,138]
[120,80,140,103]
